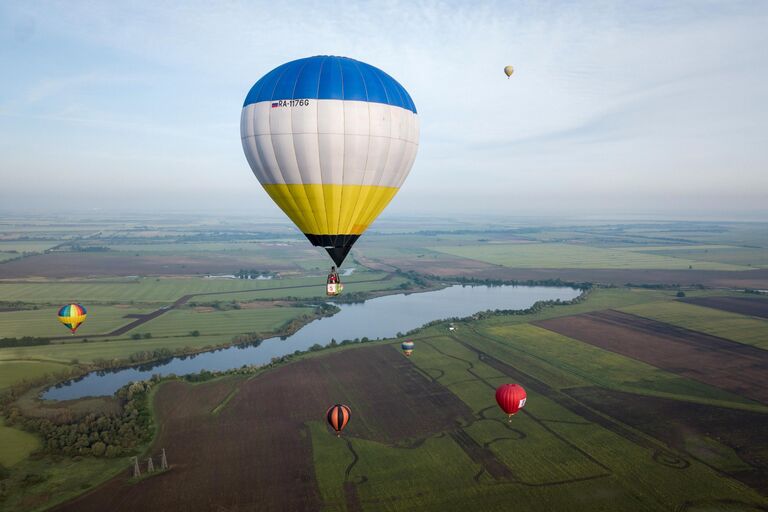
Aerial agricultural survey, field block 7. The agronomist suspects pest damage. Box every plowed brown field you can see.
[535,310,768,404]
[52,345,472,512]
[681,296,768,319]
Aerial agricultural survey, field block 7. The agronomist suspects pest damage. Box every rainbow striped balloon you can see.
[57,303,87,334]
[401,340,415,357]
[241,56,419,266]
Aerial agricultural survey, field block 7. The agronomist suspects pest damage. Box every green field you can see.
[474,323,761,408]
[620,300,768,350]
[429,242,750,270]
[304,334,767,511]
[131,306,315,338]
[0,272,390,304]
[0,305,152,339]
[621,245,768,268]
[0,418,41,467]
[0,360,73,390]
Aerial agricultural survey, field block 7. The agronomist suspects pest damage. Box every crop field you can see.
[0,272,390,304]
[0,360,72,390]
[621,300,768,350]
[428,242,750,270]
[46,329,768,511]
[622,245,768,268]
[0,305,153,339]
[535,310,768,405]
[681,296,768,319]
[0,418,41,467]
[129,305,315,338]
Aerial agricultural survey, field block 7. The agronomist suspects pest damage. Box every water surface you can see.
[44,285,580,400]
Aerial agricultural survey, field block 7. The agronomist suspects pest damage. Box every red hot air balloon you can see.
[326,404,351,437]
[495,384,527,421]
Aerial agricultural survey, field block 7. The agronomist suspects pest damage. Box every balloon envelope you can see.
[504,65,514,78]
[401,340,414,357]
[326,404,351,435]
[241,56,420,266]
[57,303,87,334]
[495,384,526,416]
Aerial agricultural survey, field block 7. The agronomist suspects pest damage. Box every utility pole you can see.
[161,448,168,470]
[131,456,141,478]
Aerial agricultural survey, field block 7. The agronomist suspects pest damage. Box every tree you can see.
[91,441,106,456]
[676,291,686,297]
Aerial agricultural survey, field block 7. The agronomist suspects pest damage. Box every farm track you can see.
[535,310,768,404]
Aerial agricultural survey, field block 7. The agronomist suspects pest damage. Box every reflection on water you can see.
[43,285,580,401]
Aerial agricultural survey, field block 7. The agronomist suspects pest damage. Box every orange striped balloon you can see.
[326,404,351,437]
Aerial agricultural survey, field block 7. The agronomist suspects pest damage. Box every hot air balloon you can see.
[241,56,420,268]
[504,65,514,78]
[495,384,526,421]
[326,404,351,437]
[57,303,87,334]
[401,340,414,357]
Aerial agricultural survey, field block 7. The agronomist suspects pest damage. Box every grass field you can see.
[0,360,73,390]
[429,242,751,270]
[0,418,41,467]
[130,306,315,338]
[0,272,391,304]
[470,323,761,408]
[621,301,768,350]
[0,305,152,339]
[618,245,768,268]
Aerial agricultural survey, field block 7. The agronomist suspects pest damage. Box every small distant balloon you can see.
[57,303,87,334]
[504,65,514,78]
[326,404,351,437]
[401,340,414,357]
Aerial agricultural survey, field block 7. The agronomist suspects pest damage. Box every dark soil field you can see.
[566,386,768,495]
[0,252,298,278]
[534,310,768,404]
[51,345,473,512]
[681,296,768,319]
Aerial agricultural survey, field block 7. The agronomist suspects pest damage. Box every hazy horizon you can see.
[1,1,767,218]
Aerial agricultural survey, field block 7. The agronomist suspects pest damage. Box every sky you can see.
[1,0,767,220]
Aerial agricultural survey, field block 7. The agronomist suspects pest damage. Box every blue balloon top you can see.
[243,56,417,114]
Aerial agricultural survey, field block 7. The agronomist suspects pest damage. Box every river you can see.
[43,284,581,400]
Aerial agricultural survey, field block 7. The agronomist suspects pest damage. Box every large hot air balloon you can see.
[241,56,420,267]
[504,65,514,78]
[326,404,351,437]
[495,384,526,421]
[401,340,414,357]
[57,303,87,334]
